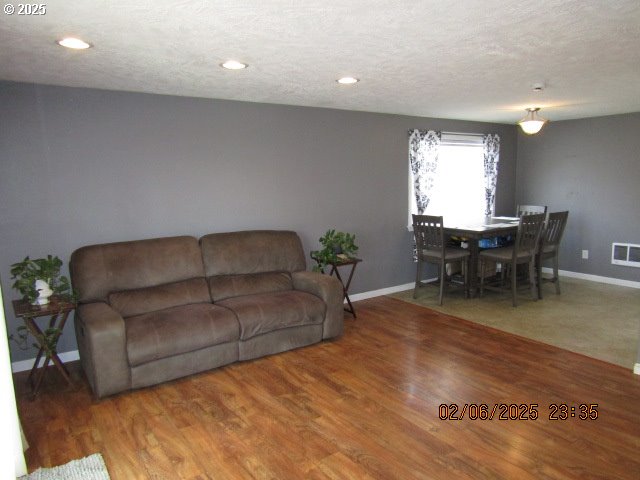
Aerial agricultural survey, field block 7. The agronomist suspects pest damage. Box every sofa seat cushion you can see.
[218,291,326,341]
[109,278,211,318]
[126,303,239,366]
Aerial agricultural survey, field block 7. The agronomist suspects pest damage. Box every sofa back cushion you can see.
[200,230,306,275]
[70,236,206,304]
[207,272,292,302]
[200,230,307,301]
[109,278,211,318]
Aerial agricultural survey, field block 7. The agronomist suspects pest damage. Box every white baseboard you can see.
[541,267,640,289]
[11,350,79,373]
[348,282,417,302]
[11,270,638,373]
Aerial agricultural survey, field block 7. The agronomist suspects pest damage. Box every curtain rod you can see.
[441,131,485,137]
[408,130,485,137]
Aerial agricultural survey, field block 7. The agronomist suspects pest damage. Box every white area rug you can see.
[19,453,110,480]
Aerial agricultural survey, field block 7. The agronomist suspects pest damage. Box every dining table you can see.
[443,216,520,296]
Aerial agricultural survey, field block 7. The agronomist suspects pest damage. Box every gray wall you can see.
[0,81,517,361]
[516,112,640,282]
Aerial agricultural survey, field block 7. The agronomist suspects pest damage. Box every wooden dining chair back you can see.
[517,204,548,216]
[516,213,546,254]
[536,211,569,298]
[412,214,470,305]
[479,213,546,306]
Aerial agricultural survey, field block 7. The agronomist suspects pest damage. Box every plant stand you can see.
[12,297,75,399]
[312,255,362,318]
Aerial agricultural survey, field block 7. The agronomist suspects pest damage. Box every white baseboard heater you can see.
[611,243,640,267]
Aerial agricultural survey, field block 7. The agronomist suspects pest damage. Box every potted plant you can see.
[10,255,71,305]
[311,229,359,272]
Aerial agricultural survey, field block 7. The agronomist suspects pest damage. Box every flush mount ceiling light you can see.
[56,37,92,50]
[337,77,359,85]
[518,107,547,135]
[221,60,248,70]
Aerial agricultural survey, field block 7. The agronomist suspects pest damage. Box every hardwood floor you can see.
[15,296,640,479]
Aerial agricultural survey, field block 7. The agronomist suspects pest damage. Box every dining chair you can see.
[479,213,546,306]
[536,211,569,299]
[517,204,548,216]
[412,214,471,305]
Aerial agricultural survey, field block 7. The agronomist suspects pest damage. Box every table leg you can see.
[49,310,73,383]
[24,316,47,387]
[28,346,45,383]
[30,356,51,399]
[343,262,359,318]
[50,353,72,382]
[332,263,359,318]
[23,311,74,398]
[468,240,480,297]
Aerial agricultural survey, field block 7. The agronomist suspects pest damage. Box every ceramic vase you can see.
[33,279,53,306]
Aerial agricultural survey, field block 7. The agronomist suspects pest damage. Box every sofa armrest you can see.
[75,302,130,399]
[292,271,343,339]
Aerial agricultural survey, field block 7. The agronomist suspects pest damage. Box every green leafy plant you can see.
[10,255,71,304]
[311,229,359,272]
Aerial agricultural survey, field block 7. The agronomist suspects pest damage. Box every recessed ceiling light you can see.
[56,37,92,50]
[337,77,359,85]
[531,82,545,92]
[221,60,248,70]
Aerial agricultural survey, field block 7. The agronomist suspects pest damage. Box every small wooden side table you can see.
[312,255,362,318]
[12,296,75,398]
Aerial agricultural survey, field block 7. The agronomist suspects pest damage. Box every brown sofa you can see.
[70,230,344,399]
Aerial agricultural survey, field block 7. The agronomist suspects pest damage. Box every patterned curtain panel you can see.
[408,130,441,214]
[482,134,500,216]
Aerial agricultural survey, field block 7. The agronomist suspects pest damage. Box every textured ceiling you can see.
[2,0,640,124]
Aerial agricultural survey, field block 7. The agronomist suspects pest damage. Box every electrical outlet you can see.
[582,250,589,260]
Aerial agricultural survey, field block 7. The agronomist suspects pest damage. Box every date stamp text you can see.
[439,403,599,421]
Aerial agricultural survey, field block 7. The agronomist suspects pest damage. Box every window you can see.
[408,131,498,228]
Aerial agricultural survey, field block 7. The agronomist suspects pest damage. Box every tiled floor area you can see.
[390,276,640,369]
